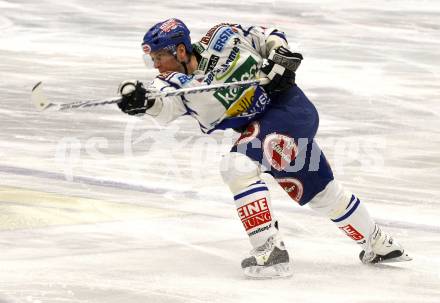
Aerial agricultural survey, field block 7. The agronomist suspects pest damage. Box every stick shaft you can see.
[32,78,269,112]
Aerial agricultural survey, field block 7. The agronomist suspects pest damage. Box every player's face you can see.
[149,50,183,74]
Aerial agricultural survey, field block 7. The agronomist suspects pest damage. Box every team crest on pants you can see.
[263,133,298,171]
[277,178,303,203]
[235,121,260,145]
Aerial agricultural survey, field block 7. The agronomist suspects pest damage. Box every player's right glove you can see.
[260,46,303,93]
[117,80,155,115]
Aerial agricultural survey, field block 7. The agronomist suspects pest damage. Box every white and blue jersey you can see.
[145,23,288,133]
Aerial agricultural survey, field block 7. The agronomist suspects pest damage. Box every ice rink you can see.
[1,0,439,302]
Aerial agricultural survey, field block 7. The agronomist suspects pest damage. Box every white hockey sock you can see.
[233,180,278,248]
[309,181,376,251]
[331,194,375,250]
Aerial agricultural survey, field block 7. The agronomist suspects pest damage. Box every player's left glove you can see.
[117,80,155,116]
[260,46,303,93]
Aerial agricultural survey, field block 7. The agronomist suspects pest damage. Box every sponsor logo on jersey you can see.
[214,47,240,81]
[206,54,220,72]
[213,56,258,108]
[339,224,365,241]
[225,87,255,117]
[276,178,304,203]
[263,133,298,171]
[198,57,208,72]
[192,42,205,54]
[160,18,179,32]
[212,27,235,52]
[235,121,260,145]
[242,87,271,116]
[227,47,240,63]
[177,74,192,85]
[200,23,231,45]
[238,198,272,231]
[204,72,215,85]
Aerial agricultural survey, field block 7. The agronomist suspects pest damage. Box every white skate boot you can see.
[360,225,412,264]
[241,235,292,279]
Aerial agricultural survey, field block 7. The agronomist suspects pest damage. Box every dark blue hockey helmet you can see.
[142,18,192,55]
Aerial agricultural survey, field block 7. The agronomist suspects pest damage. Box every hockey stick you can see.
[31,78,270,112]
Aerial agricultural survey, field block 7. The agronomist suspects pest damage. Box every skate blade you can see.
[379,251,412,264]
[243,262,292,279]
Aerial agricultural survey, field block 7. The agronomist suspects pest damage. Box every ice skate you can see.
[241,235,292,279]
[360,225,412,264]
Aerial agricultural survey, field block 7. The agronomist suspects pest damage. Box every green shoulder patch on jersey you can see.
[199,57,208,72]
[192,42,205,54]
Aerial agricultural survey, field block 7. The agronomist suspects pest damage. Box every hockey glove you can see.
[260,46,303,93]
[117,80,155,115]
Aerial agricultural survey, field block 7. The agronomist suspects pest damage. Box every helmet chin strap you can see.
[178,55,191,75]
[181,61,189,74]
[172,47,191,75]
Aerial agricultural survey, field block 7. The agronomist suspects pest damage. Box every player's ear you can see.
[176,44,187,61]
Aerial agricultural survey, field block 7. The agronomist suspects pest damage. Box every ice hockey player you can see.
[116,18,411,278]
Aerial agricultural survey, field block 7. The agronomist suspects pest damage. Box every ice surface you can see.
[0,0,439,302]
